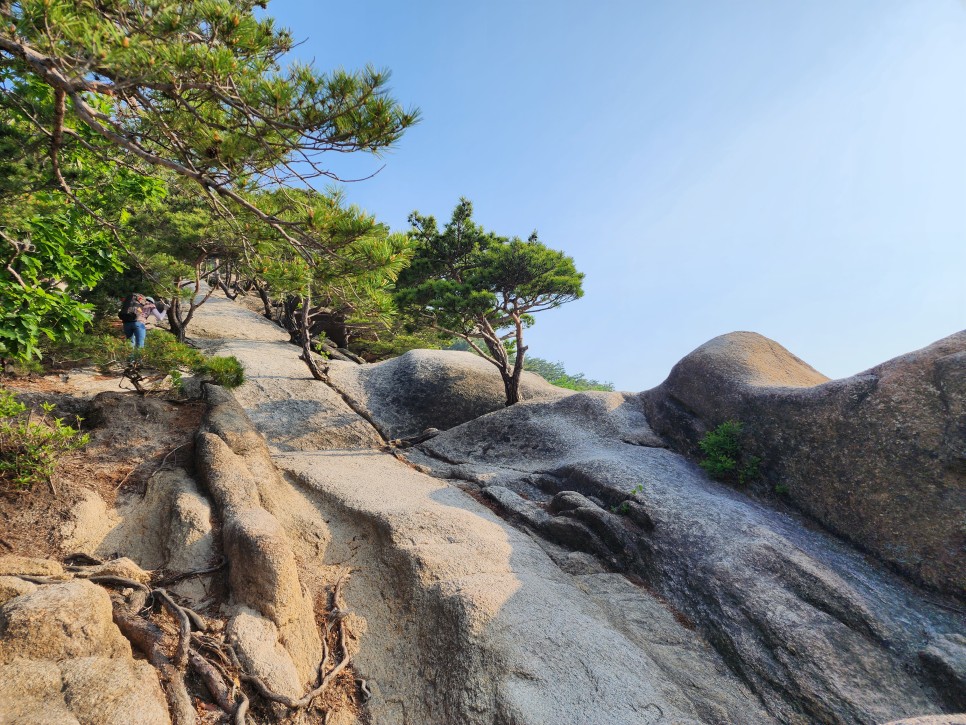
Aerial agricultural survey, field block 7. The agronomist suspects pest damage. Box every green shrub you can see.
[0,388,88,490]
[353,330,453,361]
[42,329,244,391]
[698,421,762,486]
[5,359,45,376]
[198,355,245,389]
[140,332,244,389]
[142,329,205,371]
[42,331,128,369]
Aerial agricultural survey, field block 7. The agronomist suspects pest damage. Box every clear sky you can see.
[266,0,966,391]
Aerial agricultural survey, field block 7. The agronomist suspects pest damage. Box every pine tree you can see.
[397,199,584,405]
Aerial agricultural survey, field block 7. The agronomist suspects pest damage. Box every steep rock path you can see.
[192,295,771,725]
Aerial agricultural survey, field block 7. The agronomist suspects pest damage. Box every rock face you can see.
[0,580,130,662]
[184,294,965,724]
[106,467,216,607]
[326,349,571,439]
[640,330,966,597]
[408,388,965,724]
[0,575,169,724]
[281,448,773,725]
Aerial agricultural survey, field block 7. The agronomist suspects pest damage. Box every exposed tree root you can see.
[88,575,151,591]
[15,556,361,722]
[112,599,196,725]
[93,572,360,723]
[154,557,226,587]
[63,552,103,566]
[11,574,70,585]
[154,588,192,669]
[226,573,355,715]
[188,649,233,711]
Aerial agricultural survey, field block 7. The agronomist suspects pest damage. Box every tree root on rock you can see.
[15,562,361,723]
[226,573,356,715]
[105,572,358,724]
[153,557,226,587]
[112,598,196,725]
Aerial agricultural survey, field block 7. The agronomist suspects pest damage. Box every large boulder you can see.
[0,581,130,663]
[407,389,963,723]
[196,393,325,685]
[0,581,170,724]
[641,330,966,597]
[326,349,571,439]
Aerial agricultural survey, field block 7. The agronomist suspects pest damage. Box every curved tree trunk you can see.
[253,281,273,319]
[167,300,186,343]
[503,375,520,406]
[505,312,527,406]
[298,290,327,381]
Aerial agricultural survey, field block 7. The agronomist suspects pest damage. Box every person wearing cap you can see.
[121,294,166,348]
[142,296,167,331]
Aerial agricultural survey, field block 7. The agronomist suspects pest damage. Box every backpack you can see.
[119,293,147,323]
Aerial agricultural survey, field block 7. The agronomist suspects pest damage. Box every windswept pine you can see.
[396,198,584,405]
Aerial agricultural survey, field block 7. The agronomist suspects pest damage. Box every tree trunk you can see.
[477,315,521,406]
[215,279,237,300]
[167,299,187,342]
[253,282,273,319]
[503,373,520,406]
[281,296,300,341]
[297,291,327,381]
[505,312,527,406]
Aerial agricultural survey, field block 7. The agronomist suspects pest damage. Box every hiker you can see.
[143,296,167,332]
[119,293,166,348]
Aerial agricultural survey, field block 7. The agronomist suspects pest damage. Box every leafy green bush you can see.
[141,329,205,371]
[0,388,88,490]
[198,355,245,389]
[42,331,128,369]
[352,326,455,361]
[698,421,762,486]
[5,359,45,376]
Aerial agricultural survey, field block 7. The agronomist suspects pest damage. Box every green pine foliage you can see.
[396,198,585,405]
[199,355,245,389]
[43,329,245,390]
[1,1,418,360]
[524,357,614,391]
[1,0,418,219]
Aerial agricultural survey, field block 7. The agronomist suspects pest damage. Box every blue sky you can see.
[267,0,966,391]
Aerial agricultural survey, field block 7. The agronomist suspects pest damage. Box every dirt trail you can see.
[193,294,771,725]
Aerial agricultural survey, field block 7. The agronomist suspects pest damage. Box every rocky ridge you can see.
[0,292,961,724]
[641,330,966,598]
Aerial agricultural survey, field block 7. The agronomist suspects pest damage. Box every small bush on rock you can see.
[141,329,205,371]
[699,421,762,486]
[524,357,614,392]
[198,355,245,389]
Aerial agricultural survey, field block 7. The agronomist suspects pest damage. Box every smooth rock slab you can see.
[326,349,571,440]
[641,330,966,596]
[281,450,771,725]
[416,390,961,724]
